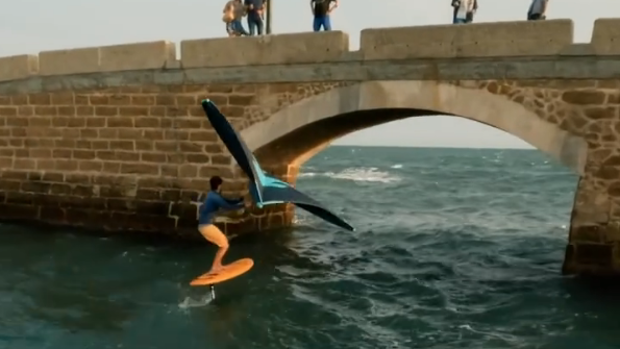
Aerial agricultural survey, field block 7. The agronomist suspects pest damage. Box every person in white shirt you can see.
[451,0,476,24]
[466,0,478,23]
[527,0,548,20]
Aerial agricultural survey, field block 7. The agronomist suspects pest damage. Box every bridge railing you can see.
[1,18,619,83]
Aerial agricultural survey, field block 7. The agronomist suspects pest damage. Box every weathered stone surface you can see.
[561,91,606,105]
[39,47,100,76]
[181,31,348,68]
[590,18,620,55]
[2,19,620,277]
[0,55,38,82]
[360,19,574,60]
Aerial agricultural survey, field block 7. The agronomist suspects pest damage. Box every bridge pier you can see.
[564,164,620,276]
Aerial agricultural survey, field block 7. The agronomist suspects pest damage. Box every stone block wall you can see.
[0,86,224,236]
[0,82,345,237]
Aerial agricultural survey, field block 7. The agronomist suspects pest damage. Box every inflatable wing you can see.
[201,99,354,232]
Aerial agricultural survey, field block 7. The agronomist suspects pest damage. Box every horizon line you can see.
[330,144,535,150]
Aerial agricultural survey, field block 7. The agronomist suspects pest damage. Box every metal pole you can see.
[266,0,272,34]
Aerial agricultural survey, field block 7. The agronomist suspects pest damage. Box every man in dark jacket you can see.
[311,0,338,31]
[244,0,264,35]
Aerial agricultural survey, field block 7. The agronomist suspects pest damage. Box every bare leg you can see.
[211,245,229,272]
[198,224,230,273]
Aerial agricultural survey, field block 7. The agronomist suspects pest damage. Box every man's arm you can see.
[329,0,338,12]
[541,0,548,15]
[310,0,315,14]
[223,196,244,205]
[472,0,478,11]
[213,193,244,210]
[467,0,475,12]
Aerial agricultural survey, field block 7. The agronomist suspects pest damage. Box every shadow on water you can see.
[562,275,620,310]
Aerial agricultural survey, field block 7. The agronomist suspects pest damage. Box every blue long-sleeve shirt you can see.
[198,191,244,225]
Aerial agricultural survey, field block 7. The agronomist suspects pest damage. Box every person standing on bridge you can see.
[198,176,248,273]
[527,0,548,20]
[452,0,478,24]
[245,0,265,35]
[452,0,476,24]
[223,0,250,37]
[311,0,338,31]
[466,0,478,23]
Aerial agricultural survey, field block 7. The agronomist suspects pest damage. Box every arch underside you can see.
[242,80,588,175]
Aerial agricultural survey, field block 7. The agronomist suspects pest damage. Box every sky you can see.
[0,0,615,148]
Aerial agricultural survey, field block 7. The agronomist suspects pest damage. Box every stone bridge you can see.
[1,19,620,276]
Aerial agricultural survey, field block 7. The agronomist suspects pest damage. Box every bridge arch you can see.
[241,80,588,176]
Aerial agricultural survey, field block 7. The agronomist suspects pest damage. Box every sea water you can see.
[2,146,620,349]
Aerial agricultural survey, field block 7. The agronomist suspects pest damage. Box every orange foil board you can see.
[190,258,254,286]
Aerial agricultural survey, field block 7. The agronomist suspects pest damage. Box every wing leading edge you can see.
[201,99,355,232]
[201,100,264,204]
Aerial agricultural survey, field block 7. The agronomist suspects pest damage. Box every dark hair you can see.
[210,176,223,191]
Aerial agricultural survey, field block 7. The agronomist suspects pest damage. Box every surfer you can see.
[199,176,246,273]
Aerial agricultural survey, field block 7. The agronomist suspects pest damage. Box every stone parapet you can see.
[181,31,349,68]
[2,19,620,83]
[360,19,574,60]
[0,55,38,82]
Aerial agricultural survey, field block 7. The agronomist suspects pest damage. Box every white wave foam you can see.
[299,167,400,183]
[178,295,212,309]
[391,164,403,169]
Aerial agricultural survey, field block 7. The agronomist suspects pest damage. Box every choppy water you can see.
[4,146,620,349]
